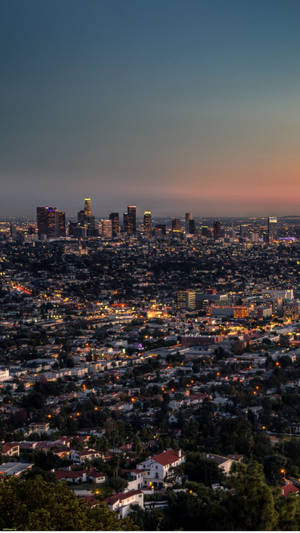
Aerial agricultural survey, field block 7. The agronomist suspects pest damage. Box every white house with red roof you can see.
[137,449,184,489]
[53,467,106,484]
[54,469,87,483]
[105,489,144,518]
[88,469,106,484]
[122,469,145,491]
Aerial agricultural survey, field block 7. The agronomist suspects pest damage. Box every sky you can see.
[1,0,300,218]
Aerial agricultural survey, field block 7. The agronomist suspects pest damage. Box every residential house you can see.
[26,422,50,435]
[105,489,144,518]
[54,469,87,484]
[137,449,184,489]
[281,481,299,497]
[88,469,106,484]
[122,469,145,491]
[70,449,102,463]
[204,453,242,475]
[2,443,20,457]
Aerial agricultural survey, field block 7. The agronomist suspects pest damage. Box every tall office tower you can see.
[101,219,112,238]
[87,216,96,236]
[37,207,48,239]
[155,224,166,236]
[10,223,17,239]
[77,198,96,236]
[84,198,92,217]
[172,218,181,232]
[240,224,249,239]
[127,205,136,234]
[185,212,192,233]
[250,232,259,243]
[213,220,222,241]
[109,212,120,237]
[123,213,128,233]
[68,221,81,238]
[77,209,85,226]
[37,207,66,240]
[201,225,211,237]
[143,211,152,237]
[57,211,66,237]
[268,216,278,243]
[188,219,196,234]
[47,207,57,239]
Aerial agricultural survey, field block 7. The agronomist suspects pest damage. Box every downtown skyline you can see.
[1,0,300,217]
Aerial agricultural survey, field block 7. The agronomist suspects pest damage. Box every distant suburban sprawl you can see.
[1,199,300,530]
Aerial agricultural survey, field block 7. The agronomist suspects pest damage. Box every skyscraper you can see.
[213,220,222,241]
[127,205,136,234]
[268,216,278,243]
[176,290,197,310]
[201,225,211,237]
[123,213,128,234]
[185,212,192,233]
[155,224,166,236]
[37,207,48,239]
[143,211,152,237]
[240,224,249,240]
[37,207,66,240]
[109,212,120,237]
[101,219,113,238]
[188,219,196,234]
[123,206,136,235]
[57,211,66,237]
[84,198,92,217]
[10,223,17,240]
[78,198,96,236]
[172,218,181,232]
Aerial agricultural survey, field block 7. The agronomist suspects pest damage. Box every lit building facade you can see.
[37,207,66,240]
[268,216,278,243]
[109,212,120,237]
[124,206,136,235]
[143,211,152,237]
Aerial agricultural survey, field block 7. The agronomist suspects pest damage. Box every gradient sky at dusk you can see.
[1,0,300,217]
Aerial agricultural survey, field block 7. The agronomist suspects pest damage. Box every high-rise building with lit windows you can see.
[37,207,48,239]
[57,211,66,237]
[143,211,152,237]
[268,216,277,243]
[84,198,92,217]
[188,219,196,234]
[109,212,120,237]
[37,207,66,240]
[213,220,222,240]
[127,205,136,234]
[185,212,192,233]
[177,290,197,310]
[172,218,181,232]
[101,219,112,238]
[123,213,128,233]
[78,198,96,236]
[123,205,136,235]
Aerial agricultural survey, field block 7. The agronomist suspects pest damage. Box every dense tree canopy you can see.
[131,462,300,531]
[0,476,136,531]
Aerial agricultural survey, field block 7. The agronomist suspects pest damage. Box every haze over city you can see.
[1,0,300,217]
